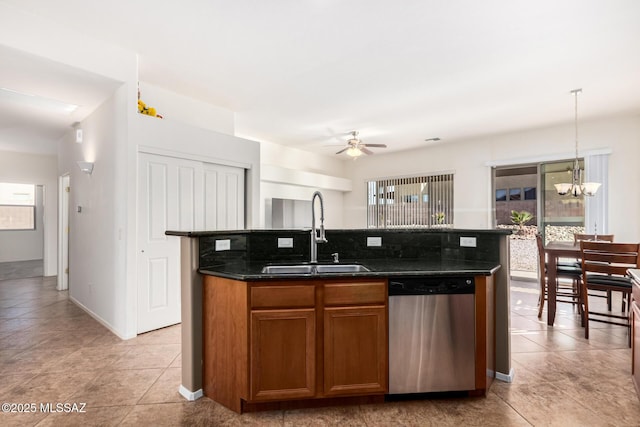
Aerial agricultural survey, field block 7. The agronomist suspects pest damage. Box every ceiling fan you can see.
[335,131,387,157]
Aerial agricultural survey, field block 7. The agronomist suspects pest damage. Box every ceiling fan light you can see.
[346,146,362,157]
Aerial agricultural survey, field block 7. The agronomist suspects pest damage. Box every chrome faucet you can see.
[310,191,327,263]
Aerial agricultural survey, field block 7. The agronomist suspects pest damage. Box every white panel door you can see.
[138,153,245,333]
[203,163,245,230]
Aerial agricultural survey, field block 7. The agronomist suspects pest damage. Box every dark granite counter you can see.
[200,258,501,281]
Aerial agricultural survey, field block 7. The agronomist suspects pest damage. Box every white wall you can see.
[58,84,130,337]
[138,81,235,136]
[0,151,57,273]
[260,140,350,229]
[343,113,640,242]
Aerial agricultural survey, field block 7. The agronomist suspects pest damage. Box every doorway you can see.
[0,182,45,280]
[58,174,70,291]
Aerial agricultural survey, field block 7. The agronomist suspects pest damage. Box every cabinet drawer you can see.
[324,281,387,306]
[251,284,315,309]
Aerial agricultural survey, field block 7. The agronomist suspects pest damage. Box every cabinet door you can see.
[633,301,640,396]
[324,306,387,396]
[250,309,316,401]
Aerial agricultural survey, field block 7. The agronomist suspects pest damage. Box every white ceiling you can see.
[2,0,640,157]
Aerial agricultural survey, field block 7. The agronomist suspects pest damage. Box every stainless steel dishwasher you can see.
[388,276,476,394]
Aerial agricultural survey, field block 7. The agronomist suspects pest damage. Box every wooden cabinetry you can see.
[202,276,387,413]
[631,272,640,397]
[250,309,316,400]
[323,281,387,396]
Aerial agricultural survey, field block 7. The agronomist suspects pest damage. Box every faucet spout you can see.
[310,191,327,263]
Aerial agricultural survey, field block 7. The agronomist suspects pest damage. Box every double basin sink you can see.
[261,263,370,275]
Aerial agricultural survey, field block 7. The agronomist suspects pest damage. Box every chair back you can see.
[580,241,640,276]
[535,233,545,275]
[574,233,614,243]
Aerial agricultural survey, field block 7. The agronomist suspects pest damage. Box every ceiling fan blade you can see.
[361,143,387,148]
[335,147,349,154]
[360,147,374,155]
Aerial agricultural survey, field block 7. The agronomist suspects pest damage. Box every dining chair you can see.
[535,233,583,318]
[573,233,614,243]
[579,241,640,345]
[574,234,623,311]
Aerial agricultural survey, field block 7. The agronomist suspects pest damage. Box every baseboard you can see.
[69,296,135,340]
[179,385,203,401]
[495,368,515,383]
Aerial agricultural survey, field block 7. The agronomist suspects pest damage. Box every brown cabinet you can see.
[324,306,387,395]
[632,272,640,397]
[323,280,387,396]
[202,276,388,413]
[250,308,316,400]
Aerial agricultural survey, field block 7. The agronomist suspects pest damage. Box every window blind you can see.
[366,173,454,228]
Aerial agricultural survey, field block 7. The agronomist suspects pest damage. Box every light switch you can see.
[367,236,382,247]
[215,239,231,251]
[460,237,477,247]
[278,237,294,248]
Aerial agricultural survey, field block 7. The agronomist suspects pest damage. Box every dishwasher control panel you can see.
[388,277,474,295]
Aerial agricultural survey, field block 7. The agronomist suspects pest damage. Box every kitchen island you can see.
[167,228,512,412]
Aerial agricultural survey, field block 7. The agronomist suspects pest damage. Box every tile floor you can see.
[1,275,639,426]
[0,260,43,281]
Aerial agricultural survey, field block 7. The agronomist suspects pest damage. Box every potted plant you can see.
[510,210,534,235]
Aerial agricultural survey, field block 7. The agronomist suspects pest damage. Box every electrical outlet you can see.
[367,236,382,247]
[277,237,294,248]
[215,239,231,251]
[460,237,477,247]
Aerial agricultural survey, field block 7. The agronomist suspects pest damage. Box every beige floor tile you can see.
[47,345,132,373]
[0,409,48,427]
[491,382,610,426]
[7,370,100,402]
[510,333,549,353]
[286,404,367,427]
[35,405,133,427]
[1,275,639,425]
[70,368,163,407]
[113,344,180,370]
[138,368,183,404]
[122,398,281,427]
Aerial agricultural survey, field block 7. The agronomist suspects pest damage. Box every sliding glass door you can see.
[539,160,585,243]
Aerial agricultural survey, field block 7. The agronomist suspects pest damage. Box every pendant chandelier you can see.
[554,89,601,197]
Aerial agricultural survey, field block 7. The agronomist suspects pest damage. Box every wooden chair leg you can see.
[537,277,546,319]
[537,291,545,318]
[581,281,590,339]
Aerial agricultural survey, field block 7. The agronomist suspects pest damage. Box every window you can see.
[367,173,454,228]
[0,183,36,231]
[508,188,521,201]
[524,187,536,200]
[495,189,507,202]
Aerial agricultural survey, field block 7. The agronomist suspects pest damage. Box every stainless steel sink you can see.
[261,265,314,274]
[314,264,370,273]
[261,264,370,274]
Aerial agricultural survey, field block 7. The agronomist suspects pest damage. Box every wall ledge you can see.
[261,164,352,192]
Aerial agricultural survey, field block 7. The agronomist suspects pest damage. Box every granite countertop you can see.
[167,228,513,238]
[630,269,640,283]
[199,258,501,281]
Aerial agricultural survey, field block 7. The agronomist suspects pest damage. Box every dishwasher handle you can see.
[388,277,475,296]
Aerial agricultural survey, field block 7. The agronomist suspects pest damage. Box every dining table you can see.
[544,241,581,326]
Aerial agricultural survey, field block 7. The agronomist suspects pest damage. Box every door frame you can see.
[57,174,70,291]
